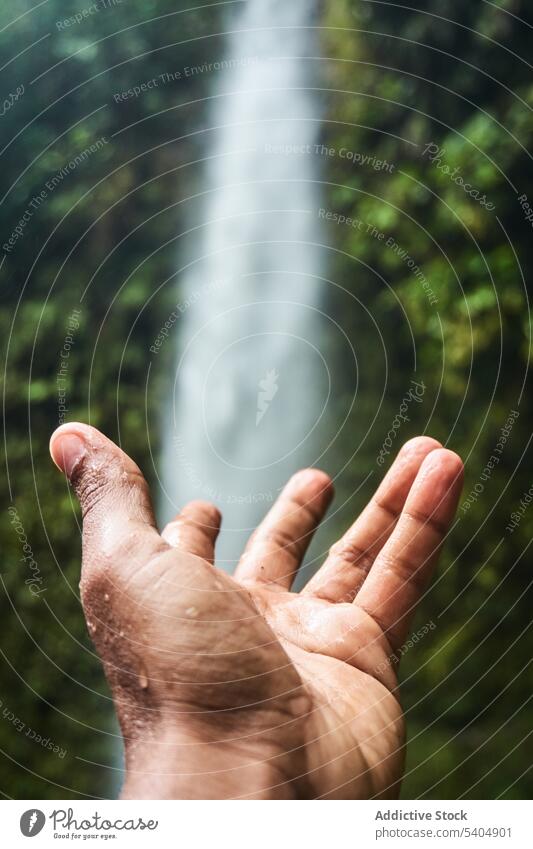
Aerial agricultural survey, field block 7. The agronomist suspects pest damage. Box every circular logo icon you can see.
[20,809,46,837]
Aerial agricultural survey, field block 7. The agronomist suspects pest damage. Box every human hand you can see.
[50,425,463,799]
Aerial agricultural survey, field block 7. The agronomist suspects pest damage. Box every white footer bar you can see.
[2,800,528,848]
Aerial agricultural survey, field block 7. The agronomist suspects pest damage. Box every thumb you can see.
[49,423,160,554]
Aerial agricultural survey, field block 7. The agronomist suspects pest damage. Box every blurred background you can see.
[1,0,532,799]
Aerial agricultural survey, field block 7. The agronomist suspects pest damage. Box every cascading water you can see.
[160,0,327,570]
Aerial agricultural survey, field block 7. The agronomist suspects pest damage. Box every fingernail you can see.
[421,450,443,473]
[290,469,317,487]
[52,433,86,479]
[287,469,333,499]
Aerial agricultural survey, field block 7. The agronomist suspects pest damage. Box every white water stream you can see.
[160,0,326,569]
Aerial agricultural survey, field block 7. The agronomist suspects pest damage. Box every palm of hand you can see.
[50,425,463,799]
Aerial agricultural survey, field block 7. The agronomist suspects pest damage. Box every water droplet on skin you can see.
[139,668,149,690]
[119,630,124,638]
[185,607,198,617]
[104,593,110,602]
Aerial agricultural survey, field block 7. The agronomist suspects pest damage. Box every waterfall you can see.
[160,0,326,570]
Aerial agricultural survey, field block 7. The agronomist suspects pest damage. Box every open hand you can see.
[50,425,463,799]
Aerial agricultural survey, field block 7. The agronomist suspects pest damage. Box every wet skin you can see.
[50,426,463,799]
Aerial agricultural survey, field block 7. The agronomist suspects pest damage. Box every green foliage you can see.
[0,0,226,799]
[1,0,532,800]
[318,0,533,799]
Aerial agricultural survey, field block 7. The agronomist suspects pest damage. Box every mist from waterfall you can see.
[160,0,326,569]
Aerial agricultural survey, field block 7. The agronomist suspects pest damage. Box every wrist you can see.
[120,723,299,800]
